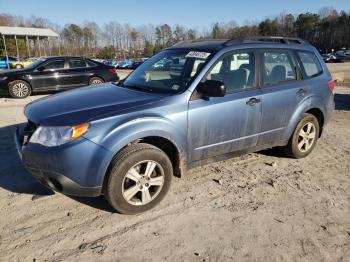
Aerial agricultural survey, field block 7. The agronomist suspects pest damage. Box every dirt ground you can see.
[0,71,350,261]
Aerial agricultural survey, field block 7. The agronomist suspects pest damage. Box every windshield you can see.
[121,49,211,93]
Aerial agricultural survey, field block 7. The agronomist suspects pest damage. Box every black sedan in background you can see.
[0,56,119,98]
[321,53,350,63]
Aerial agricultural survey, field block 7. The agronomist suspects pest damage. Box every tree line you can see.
[0,7,349,59]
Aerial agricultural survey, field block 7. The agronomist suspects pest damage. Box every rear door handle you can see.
[296,89,307,96]
[246,97,261,106]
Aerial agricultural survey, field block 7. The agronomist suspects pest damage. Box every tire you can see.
[9,80,31,99]
[282,113,320,158]
[105,143,173,214]
[89,77,104,85]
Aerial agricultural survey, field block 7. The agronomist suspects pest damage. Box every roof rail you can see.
[172,38,227,47]
[224,36,309,46]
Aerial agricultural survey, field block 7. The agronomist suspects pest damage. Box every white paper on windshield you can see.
[185,51,211,59]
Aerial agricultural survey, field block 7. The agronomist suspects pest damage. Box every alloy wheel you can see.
[12,82,29,98]
[122,160,164,206]
[297,122,316,152]
[91,79,103,84]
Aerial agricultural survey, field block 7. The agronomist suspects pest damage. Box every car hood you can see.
[24,83,168,126]
[0,68,28,75]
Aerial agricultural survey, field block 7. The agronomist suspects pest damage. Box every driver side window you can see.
[204,51,256,94]
[40,59,65,71]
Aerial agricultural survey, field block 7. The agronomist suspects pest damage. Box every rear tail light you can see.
[328,79,335,94]
[108,68,117,74]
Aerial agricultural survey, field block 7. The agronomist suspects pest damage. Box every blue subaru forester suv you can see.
[16,37,335,214]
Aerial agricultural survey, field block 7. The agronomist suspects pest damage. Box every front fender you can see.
[84,114,188,176]
[283,95,326,141]
[102,117,187,156]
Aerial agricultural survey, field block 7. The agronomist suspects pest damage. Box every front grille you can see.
[23,120,38,145]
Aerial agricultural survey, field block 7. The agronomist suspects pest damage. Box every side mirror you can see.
[37,66,45,71]
[197,80,226,97]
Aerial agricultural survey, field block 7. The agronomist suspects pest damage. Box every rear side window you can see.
[298,51,323,78]
[68,58,87,68]
[262,50,297,86]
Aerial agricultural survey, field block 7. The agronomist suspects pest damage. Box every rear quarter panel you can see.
[283,75,334,141]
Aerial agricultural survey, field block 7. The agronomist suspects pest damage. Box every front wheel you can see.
[282,113,320,158]
[105,143,173,214]
[9,80,31,98]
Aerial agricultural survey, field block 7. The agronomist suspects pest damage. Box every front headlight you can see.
[29,123,89,147]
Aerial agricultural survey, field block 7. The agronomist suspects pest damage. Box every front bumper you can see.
[15,124,113,197]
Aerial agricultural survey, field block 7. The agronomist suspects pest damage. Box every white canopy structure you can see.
[0,26,60,68]
[0,26,59,37]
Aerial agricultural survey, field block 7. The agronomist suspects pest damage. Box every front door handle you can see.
[246,97,261,106]
[296,89,307,96]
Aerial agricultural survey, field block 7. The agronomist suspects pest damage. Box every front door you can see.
[30,58,66,90]
[188,50,262,162]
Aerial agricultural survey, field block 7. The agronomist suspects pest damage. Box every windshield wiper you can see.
[121,84,154,93]
[113,81,177,94]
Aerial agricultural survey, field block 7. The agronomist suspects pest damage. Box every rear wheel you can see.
[9,80,31,99]
[105,143,173,214]
[89,77,104,85]
[282,113,319,158]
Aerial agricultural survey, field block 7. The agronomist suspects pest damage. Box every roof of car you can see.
[169,36,311,52]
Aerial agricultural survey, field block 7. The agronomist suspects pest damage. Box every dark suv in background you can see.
[16,37,334,214]
[0,56,119,98]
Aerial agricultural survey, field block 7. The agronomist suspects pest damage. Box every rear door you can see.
[257,49,303,145]
[29,58,66,90]
[65,58,90,87]
[188,50,262,162]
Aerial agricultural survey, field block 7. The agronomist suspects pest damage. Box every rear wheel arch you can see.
[284,96,326,141]
[89,76,105,84]
[305,108,324,137]
[283,113,320,158]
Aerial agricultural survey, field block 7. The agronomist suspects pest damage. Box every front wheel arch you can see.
[104,143,173,214]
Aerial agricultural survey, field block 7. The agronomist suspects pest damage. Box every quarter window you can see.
[298,51,323,78]
[204,51,255,93]
[262,50,297,86]
[86,60,97,67]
